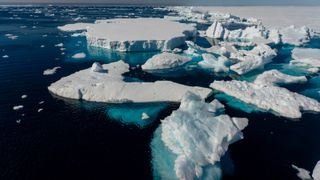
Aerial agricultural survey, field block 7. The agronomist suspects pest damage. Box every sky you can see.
[0,0,320,5]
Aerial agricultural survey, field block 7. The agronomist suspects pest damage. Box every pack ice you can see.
[291,48,320,73]
[48,61,211,103]
[152,92,248,180]
[58,18,197,52]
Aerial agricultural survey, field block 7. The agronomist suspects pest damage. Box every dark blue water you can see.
[0,5,319,180]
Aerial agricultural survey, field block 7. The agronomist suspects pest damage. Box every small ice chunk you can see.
[43,66,61,75]
[13,105,24,111]
[254,70,307,86]
[16,119,21,124]
[292,164,312,180]
[141,52,192,70]
[2,55,9,58]
[40,45,45,48]
[72,52,86,59]
[199,53,229,73]
[54,43,64,47]
[141,112,150,120]
[21,95,27,99]
[38,108,43,112]
[91,62,104,72]
[39,101,45,104]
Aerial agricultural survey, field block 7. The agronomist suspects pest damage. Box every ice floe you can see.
[291,48,320,73]
[2,55,9,58]
[292,161,320,180]
[278,26,312,46]
[198,53,229,73]
[43,66,61,75]
[72,52,86,59]
[254,70,307,86]
[211,80,320,119]
[21,95,27,99]
[58,18,197,52]
[13,105,24,111]
[152,92,248,179]
[141,52,192,70]
[48,61,211,103]
[230,44,277,75]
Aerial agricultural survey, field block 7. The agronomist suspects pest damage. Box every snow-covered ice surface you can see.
[58,18,197,52]
[48,61,211,103]
[254,70,307,86]
[291,48,320,72]
[211,80,320,119]
[141,52,192,70]
[151,92,248,180]
[292,161,320,180]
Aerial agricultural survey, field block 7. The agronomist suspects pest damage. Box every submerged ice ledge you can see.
[58,18,197,52]
[48,61,211,103]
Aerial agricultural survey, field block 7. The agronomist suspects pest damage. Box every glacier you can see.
[48,61,211,103]
[58,18,197,52]
[151,92,248,180]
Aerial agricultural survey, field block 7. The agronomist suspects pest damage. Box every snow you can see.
[59,18,197,52]
[141,52,192,70]
[291,48,320,72]
[13,105,24,111]
[198,53,229,73]
[48,61,211,103]
[254,70,307,86]
[43,66,61,75]
[153,92,248,179]
[230,44,277,75]
[211,80,320,119]
[72,52,86,59]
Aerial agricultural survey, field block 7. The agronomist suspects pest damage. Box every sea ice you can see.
[13,105,24,111]
[290,48,320,72]
[254,70,307,86]
[141,52,192,70]
[43,66,61,75]
[230,44,277,75]
[48,61,211,103]
[59,18,197,52]
[21,95,27,99]
[279,26,312,46]
[152,92,248,179]
[211,80,320,118]
[72,52,86,59]
[292,161,320,180]
[198,53,229,73]
[2,55,9,58]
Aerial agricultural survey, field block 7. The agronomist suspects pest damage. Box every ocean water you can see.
[0,5,320,180]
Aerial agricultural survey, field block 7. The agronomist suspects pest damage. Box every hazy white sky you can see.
[0,0,319,5]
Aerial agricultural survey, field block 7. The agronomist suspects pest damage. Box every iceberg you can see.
[13,105,24,111]
[141,52,192,70]
[59,18,197,52]
[48,61,211,103]
[152,92,248,180]
[211,80,320,118]
[72,52,86,59]
[290,48,320,73]
[253,70,307,86]
[230,44,277,75]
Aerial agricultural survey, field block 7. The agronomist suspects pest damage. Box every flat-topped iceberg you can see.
[141,52,192,70]
[254,70,307,86]
[151,92,248,180]
[230,44,277,75]
[211,80,320,118]
[291,48,320,72]
[59,18,197,52]
[48,61,211,103]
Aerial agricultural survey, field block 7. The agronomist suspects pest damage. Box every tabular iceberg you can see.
[151,92,248,180]
[211,80,320,119]
[141,52,192,70]
[58,18,197,52]
[48,61,211,103]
